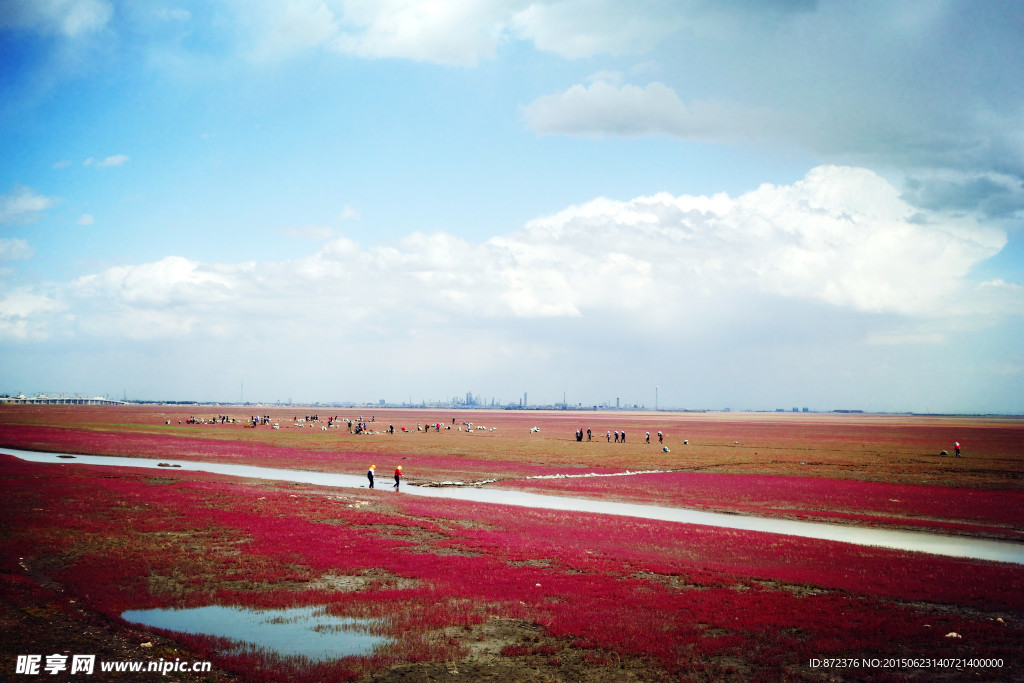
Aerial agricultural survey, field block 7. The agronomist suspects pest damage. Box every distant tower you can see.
[524,392,528,407]
[616,397,620,409]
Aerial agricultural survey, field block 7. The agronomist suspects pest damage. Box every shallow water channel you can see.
[4,447,1022,565]
[121,605,387,661]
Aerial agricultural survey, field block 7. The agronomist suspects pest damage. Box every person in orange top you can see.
[367,464,375,488]
[394,465,402,490]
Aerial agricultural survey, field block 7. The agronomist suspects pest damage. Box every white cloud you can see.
[0,187,60,224]
[96,154,130,167]
[510,0,678,59]
[235,0,513,65]
[77,214,94,226]
[523,79,801,144]
[246,0,340,60]
[72,255,240,308]
[52,160,72,169]
[514,165,1008,318]
[237,0,676,66]
[8,166,1017,349]
[523,81,691,138]
[329,0,511,66]
[0,287,63,340]
[0,238,34,261]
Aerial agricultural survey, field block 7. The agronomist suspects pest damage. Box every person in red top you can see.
[954,442,961,458]
[394,465,402,490]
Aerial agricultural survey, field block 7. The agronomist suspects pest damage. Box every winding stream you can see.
[4,447,1022,565]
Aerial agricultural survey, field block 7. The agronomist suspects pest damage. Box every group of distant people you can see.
[574,428,664,444]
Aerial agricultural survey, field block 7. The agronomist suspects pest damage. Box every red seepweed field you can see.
[1,405,1022,681]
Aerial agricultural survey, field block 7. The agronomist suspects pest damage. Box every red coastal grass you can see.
[5,405,1023,490]
[3,454,1022,681]
[5,419,1021,541]
[398,495,1024,612]
[499,471,1024,540]
[0,423,569,483]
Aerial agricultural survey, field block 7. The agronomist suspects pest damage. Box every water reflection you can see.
[121,605,387,661]
[4,447,1022,565]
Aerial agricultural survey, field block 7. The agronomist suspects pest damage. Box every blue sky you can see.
[1,0,1022,412]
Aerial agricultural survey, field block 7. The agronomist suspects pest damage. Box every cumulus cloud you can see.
[73,255,240,308]
[513,165,1007,318]
[6,166,1015,348]
[0,187,60,224]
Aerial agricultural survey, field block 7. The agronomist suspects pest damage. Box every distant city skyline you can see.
[2,388,1005,417]
[1,2,1022,415]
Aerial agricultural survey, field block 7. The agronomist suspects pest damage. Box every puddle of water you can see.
[4,447,1023,565]
[121,605,387,661]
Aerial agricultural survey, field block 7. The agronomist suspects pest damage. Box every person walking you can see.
[394,465,402,490]
[367,465,375,488]
[954,441,961,457]
[646,432,650,444]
